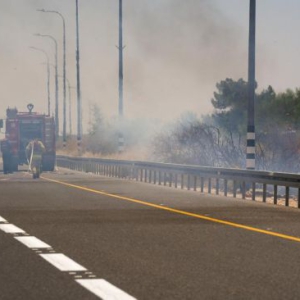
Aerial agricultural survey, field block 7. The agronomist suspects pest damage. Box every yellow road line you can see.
[42,176,300,243]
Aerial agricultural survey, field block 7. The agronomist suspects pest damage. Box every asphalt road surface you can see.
[1,165,300,300]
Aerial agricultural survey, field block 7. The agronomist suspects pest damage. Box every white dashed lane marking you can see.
[39,253,87,272]
[0,224,25,233]
[0,215,137,299]
[76,279,137,300]
[15,236,52,249]
[0,216,8,222]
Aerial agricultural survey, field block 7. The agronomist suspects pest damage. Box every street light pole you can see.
[246,0,256,169]
[119,0,124,118]
[34,34,59,138]
[30,47,50,115]
[37,9,67,147]
[75,0,82,155]
[118,0,125,153]
[58,76,74,137]
[66,78,74,136]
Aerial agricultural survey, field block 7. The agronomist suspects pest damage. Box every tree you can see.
[211,78,249,138]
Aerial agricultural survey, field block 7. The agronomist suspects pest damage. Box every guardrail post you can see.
[181,174,184,189]
[274,185,278,205]
[263,184,267,202]
[174,174,178,188]
[233,181,237,198]
[252,182,256,201]
[216,178,219,195]
[285,187,289,207]
[169,173,173,187]
[129,164,133,179]
[208,178,211,194]
[158,171,161,185]
[193,176,197,191]
[201,177,204,193]
[164,172,167,186]
[242,182,246,199]
[153,170,157,184]
[187,175,191,190]
[224,179,228,196]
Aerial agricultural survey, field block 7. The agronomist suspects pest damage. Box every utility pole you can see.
[76,0,82,155]
[247,0,256,169]
[118,0,125,153]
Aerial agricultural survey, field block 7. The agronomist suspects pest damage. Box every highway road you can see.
[1,166,300,299]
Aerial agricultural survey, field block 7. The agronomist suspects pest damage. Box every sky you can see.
[1,0,300,134]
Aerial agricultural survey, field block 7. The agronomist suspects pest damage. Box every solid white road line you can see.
[0,224,25,234]
[76,279,137,300]
[0,216,7,222]
[15,236,51,249]
[39,253,87,271]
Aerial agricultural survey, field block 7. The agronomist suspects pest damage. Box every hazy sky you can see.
[1,1,300,133]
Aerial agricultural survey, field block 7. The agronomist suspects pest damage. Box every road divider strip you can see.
[42,176,300,244]
[0,215,137,300]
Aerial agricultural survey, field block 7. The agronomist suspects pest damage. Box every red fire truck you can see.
[0,104,56,173]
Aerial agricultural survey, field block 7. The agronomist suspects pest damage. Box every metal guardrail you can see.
[56,155,300,208]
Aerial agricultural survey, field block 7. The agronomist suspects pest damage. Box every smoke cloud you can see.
[0,0,246,133]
